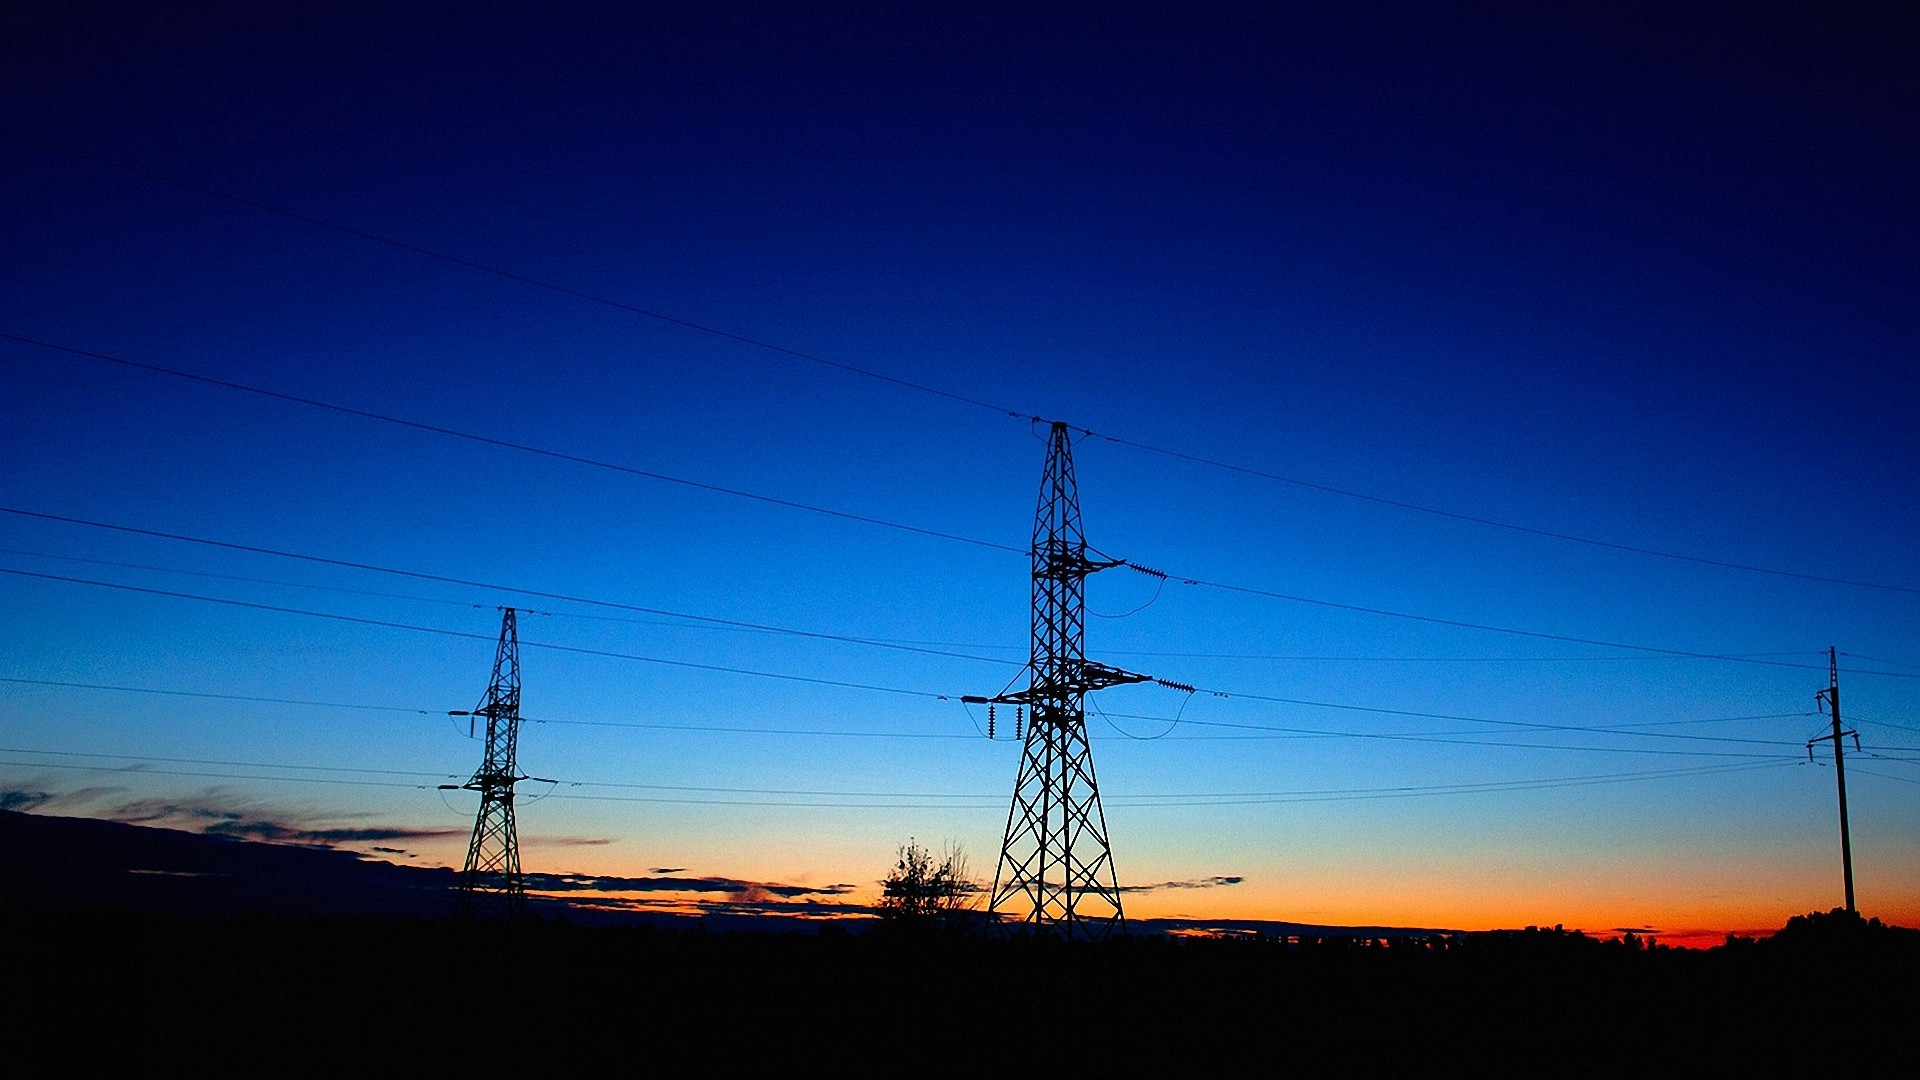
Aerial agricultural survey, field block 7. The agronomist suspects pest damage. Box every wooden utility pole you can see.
[1809,646,1857,913]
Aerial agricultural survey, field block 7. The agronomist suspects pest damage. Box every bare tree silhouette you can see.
[877,839,978,935]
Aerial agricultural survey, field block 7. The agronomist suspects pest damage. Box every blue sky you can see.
[3,2,1915,941]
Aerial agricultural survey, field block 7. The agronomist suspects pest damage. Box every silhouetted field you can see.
[6,905,1910,1070]
[5,810,1909,1066]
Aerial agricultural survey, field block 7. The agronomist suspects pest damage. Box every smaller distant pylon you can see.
[451,607,526,920]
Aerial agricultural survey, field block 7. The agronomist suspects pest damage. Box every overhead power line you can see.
[0,675,980,739]
[9,505,1918,690]
[1148,688,1811,748]
[14,504,1909,683]
[0,675,436,714]
[0,567,963,701]
[1130,568,1916,677]
[3,671,1821,758]
[8,131,1913,596]
[4,328,1906,675]
[0,746,1805,808]
[0,548,1839,671]
[0,132,1031,417]
[1093,432,1920,595]
[1,333,1023,555]
[1101,712,1801,760]
[0,509,1016,667]
[3,327,1906,676]
[0,745,457,780]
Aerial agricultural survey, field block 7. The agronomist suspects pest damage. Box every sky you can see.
[2,1,1915,945]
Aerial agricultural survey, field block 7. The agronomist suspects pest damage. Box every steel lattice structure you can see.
[452,607,526,920]
[968,421,1146,940]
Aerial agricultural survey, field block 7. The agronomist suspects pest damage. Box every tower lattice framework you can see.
[971,421,1146,940]
[453,607,526,920]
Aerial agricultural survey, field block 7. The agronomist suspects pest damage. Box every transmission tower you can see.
[965,421,1147,940]
[450,607,527,920]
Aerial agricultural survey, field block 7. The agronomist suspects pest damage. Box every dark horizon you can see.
[9,806,1892,950]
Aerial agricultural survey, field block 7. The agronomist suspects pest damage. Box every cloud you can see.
[519,867,876,921]
[1120,876,1245,893]
[204,819,465,845]
[560,892,871,921]
[0,789,54,811]
[0,782,131,813]
[651,867,687,874]
[522,870,858,899]
[49,787,468,852]
[527,836,613,847]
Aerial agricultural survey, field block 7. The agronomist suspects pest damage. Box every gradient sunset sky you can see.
[3,2,1915,945]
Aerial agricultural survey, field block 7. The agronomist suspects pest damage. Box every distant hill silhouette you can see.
[0,807,458,920]
[0,809,1456,938]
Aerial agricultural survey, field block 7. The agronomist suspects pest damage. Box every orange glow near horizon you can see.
[210,822,1920,947]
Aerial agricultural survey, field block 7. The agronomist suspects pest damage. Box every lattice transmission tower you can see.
[449,607,527,920]
[966,421,1148,940]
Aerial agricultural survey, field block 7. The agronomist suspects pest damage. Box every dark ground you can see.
[6,904,1913,1072]
[5,808,1914,1069]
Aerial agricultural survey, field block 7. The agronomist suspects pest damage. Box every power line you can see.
[1103,761,1799,805]
[0,748,1803,808]
[16,505,1913,684]
[1140,567,1918,677]
[1162,685,1811,748]
[0,539,1835,675]
[1842,651,1920,671]
[0,675,437,714]
[10,130,1914,597]
[1,670,1819,758]
[1,758,437,791]
[1106,713,1801,760]
[0,567,963,701]
[1101,650,1820,664]
[1095,706,1810,738]
[524,718,971,739]
[0,745,456,780]
[0,510,1018,667]
[1837,766,1920,786]
[1846,712,1920,736]
[3,564,1898,762]
[0,334,1024,556]
[0,132,1030,419]
[1093,432,1920,595]
[0,559,1881,758]
[4,327,1906,674]
[0,546,495,613]
[0,675,975,740]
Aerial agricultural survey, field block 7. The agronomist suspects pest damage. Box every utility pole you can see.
[965,421,1147,940]
[449,607,527,920]
[1808,645,1857,914]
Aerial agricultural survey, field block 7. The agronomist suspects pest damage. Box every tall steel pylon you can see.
[966,421,1147,940]
[450,607,526,920]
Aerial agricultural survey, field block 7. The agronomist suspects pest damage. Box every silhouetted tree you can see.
[876,839,976,935]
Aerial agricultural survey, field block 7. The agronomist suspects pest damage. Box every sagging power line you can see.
[7,130,1914,597]
[10,505,1902,681]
